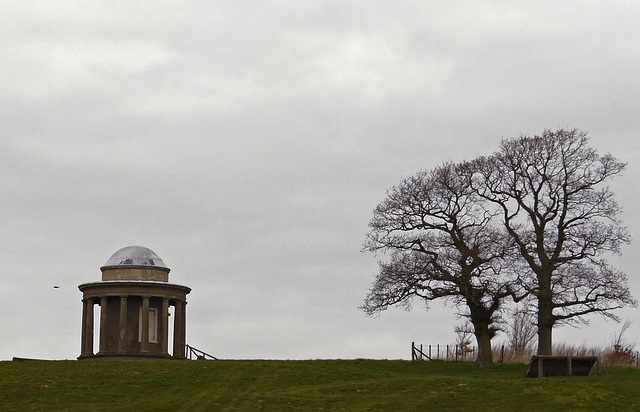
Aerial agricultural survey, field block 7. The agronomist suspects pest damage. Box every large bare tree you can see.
[472,129,635,355]
[362,163,515,367]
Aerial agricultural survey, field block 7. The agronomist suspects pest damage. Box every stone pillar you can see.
[98,297,108,354]
[173,300,185,358]
[183,301,187,352]
[81,299,87,355]
[118,296,128,353]
[81,298,94,357]
[84,298,94,356]
[161,298,169,355]
[140,296,150,353]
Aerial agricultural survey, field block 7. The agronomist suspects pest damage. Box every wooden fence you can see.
[411,342,476,361]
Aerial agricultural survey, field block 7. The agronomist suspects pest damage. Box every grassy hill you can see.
[1,359,638,411]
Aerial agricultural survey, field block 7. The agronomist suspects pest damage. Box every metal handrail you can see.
[185,344,218,360]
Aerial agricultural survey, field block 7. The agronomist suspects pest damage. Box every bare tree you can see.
[472,129,636,355]
[506,303,537,356]
[454,319,475,360]
[361,162,515,367]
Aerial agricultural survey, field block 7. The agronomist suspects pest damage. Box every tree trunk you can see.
[537,297,554,355]
[473,325,494,367]
[468,305,494,367]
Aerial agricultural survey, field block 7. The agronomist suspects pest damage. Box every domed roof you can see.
[101,246,169,270]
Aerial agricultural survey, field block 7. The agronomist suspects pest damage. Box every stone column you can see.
[98,297,108,354]
[161,298,169,355]
[84,298,94,356]
[81,298,94,357]
[140,296,150,353]
[80,299,87,355]
[118,296,128,353]
[173,300,185,358]
[183,301,187,352]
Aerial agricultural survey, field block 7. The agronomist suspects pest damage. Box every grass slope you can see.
[1,359,638,411]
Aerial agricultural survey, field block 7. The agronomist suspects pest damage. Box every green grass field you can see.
[1,359,638,411]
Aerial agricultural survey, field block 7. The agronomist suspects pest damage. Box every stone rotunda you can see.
[78,246,191,359]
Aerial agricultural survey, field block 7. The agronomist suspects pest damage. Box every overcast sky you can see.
[2,1,640,361]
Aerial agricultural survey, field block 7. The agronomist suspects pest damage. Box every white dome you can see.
[101,246,169,270]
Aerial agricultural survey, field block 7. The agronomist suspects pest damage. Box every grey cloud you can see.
[2,1,640,360]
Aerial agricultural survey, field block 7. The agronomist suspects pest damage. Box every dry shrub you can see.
[606,344,636,366]
[492,343,535,363]
[603,320,636,366]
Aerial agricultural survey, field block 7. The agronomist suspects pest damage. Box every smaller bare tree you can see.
[506,304,537,360]
[454,319,476,361]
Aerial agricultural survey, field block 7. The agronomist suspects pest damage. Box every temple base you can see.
[78,353,183,360]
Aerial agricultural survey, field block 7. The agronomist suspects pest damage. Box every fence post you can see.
[411,342,415,361]
[429,345,432,359]
[456,345,459,362]
[501,344,505,363]
[447,345,449,360]
[420,344,423,360]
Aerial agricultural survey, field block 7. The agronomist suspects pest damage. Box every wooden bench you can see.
[525,356,600,377]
